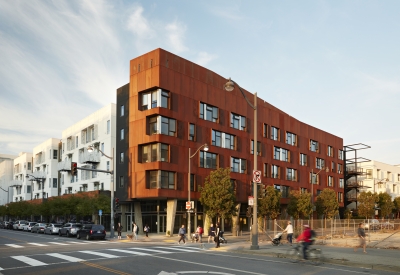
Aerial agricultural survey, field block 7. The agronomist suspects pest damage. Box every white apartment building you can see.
[58,104,116,195]
[0,154,18,205]
[12,152,33,202]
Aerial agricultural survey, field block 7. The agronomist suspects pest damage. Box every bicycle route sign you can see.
[253,170,261,183]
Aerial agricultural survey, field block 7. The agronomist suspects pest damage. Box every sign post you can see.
[99,209,102,225]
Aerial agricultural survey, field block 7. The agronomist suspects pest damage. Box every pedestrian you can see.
[196,226,203,243]
[117,222,123,240]
[354,222,367,253]
[296,225,312,260]
[133,222,138,241]
[208,223,215,243]
[178,224,186,244]
[215,223,221,248]
[283,221,294,245]
[144,224,150,237]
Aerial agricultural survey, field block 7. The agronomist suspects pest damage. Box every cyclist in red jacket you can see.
[296,224,312,260]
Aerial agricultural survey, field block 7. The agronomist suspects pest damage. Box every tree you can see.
[199,168,237,221]
[315,189,339,219]
[287,190,312,219]
[357,191,378,219]
[258,186,281,219]
[378,192,394,219]
[393,197,400,219]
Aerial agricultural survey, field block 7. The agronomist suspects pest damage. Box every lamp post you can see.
[26,174,45,200]
[188,143,208,236]
[224,78,259,250]
[87,145,115,238]
[311,167,329,226]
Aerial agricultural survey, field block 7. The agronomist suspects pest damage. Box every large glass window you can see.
[149,170,175,189]
[286,132,297,146]
[271,165,280,179]
[271,126,279,141]
[141,143,169,163]
[250,140,261,156]
[141,89,170,110]
[263,124,269,137]
[230,113,246,130]
[273,147,289,162]
[328,176,334,187]
[316,157,325,169]
[212,130,235,150]
[337,163,343,174]
[339,178,344,188]
[338,149,343,160]
[286,168,297,181]
[327,145,333,157]
[200,102,219,122]
[200,151,218,169]
[281,186,290,198]
[189,123,196,141]
[53,150,58,159]
[310,140,319,152]
[149,116,176,136]
[300,153,307,166]
[231,157,247,173]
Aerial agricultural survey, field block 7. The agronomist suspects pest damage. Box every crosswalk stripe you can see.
[28,243,48,246]
[11,256,48,266]
[171,245,202,250]
[108,249,150,256]
[154,246,198,252]
[67,241,86,244]
[47,253,84,262]
[79,251,119,258]
[128,247,172,254]
[5,244,23,248]
[48,242,69,246]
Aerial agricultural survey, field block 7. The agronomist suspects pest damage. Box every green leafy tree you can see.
[258,186,281,219]
[357,191,378,219]
[315,189,339,219]
[378,192,394,218]
[393,197,400,219]
[199,168,237,221]
[287,190,312,219]
[93,194,111,213]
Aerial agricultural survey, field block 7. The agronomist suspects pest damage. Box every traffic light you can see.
[259,184,266,198]
[115,198,120,209]
[71,162,77,176]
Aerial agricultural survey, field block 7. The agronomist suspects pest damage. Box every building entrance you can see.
[159,215,166,233]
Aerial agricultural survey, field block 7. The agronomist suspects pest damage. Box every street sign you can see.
[253,170,261,183]
[186,201,191,210]
[248,196,254,206]
[187,209,194,213]
[99,210,102,216]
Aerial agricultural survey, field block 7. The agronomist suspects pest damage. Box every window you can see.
[230,113,246,130]
[339,178,344,188]
[338,149,343,160]
[250,140,261,155]
[310,140,319,152]
[149,170,175,189]
[200,102,219,122]
[120,152,124,163]
[141,143,169,163]
[101,143,104,152]
[316,189,322,196]
[271,165,280,179]
[27,162,31,171]
[271,127,279,141]
[120,129,124,140]
[310,172,319,184]
[231,157,247,173]
[141,89,170,110]
[274,147,289,162]
[27,186,31,193]
[149,116,176,136]
[119,176,124,188]
[263,124,269,138]
[189,124,196,141]
[212,130,235,150]
[316,158,325,169]
[263,163,269,177]
[338,192,343,202]
[300,187,307,194]
[286,168,297,181]
[366,169,373,179]
[331,161,335,172]
[200,151,218,169]
[286,132,297,146]
[328,176,334,187]
[397,174,400,182]
[281,186,290,198]
[337,164,343,174]
[327,145,333,157]
[76,136,78,148]
[121,105,124,116]
[53,150,58,159]
[387,171,392,181]
[107,120,110,134]
[107,161,110,171]
[53,178,57,188]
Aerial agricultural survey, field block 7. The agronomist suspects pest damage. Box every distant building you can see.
[12,152,33,202]
[0,154,18,205]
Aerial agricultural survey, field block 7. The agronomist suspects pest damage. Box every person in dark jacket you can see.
[208,224,215,243]
[354,222,367,253]
[178,225,186,244]
[215,223,221,248]
[117,222,123,240]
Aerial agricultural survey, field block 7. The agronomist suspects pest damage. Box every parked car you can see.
[44,224,63,235]
[31,223,48,233]
[76,224,106,240]
[22,222,37,232]
[59,223,82,237]
[0,221,8,229]
[6,221,14,230]
[13,220,28,230]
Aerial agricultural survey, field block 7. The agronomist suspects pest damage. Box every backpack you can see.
[310,230,317,243]
[199,227,203,234]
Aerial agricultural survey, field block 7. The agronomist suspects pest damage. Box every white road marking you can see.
[47,242,69,246]
[28,243,48,246]
[66,241,86,244]
[5,244,23,248]
[107,249,150,256]
[79,250,119,258]
[154,246,198,253]
[128,247,172,254]
[11,256,48,267]
[47,253,84,262]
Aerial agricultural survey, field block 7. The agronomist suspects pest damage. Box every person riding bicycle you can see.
[296,224,313,260]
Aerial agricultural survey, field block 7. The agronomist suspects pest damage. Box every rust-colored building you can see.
[116,48,344,235]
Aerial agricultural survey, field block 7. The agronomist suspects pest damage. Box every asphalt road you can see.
[0,229,397,275]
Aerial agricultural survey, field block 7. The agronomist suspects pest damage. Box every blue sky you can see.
[0,0,399,164]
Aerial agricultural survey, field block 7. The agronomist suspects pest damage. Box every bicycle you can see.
[285,242,322,265]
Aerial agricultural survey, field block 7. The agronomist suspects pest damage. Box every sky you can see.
[0,0,399,165]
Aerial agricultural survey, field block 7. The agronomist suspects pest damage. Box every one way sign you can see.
[253,170,261,183]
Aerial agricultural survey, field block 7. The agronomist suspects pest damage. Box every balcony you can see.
[79,150,101,164]
[346,180,371,189]
[58,159,72,171]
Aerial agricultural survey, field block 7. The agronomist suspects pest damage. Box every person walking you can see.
[296,224,312,260]
[354,222,367,253]
[215,223,221,248]
[144,224,150,237]
[178,225,186,244]
[117,222,123,240]
[283,221,294,245]
[196,226,203,243]
[208,223,215,243]
[133,222,138,241]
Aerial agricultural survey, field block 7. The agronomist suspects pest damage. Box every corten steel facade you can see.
[116,48,344,234]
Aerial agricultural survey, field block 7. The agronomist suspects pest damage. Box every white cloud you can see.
[127,5,156,40]
[164,20,188,53]
[195,52,218,66]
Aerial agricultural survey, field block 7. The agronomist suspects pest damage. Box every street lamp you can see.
[26,174,45,200]
[224,77,259,250]
[310,167,329,226]
[188,143,208,236]
[87,145,115,238]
